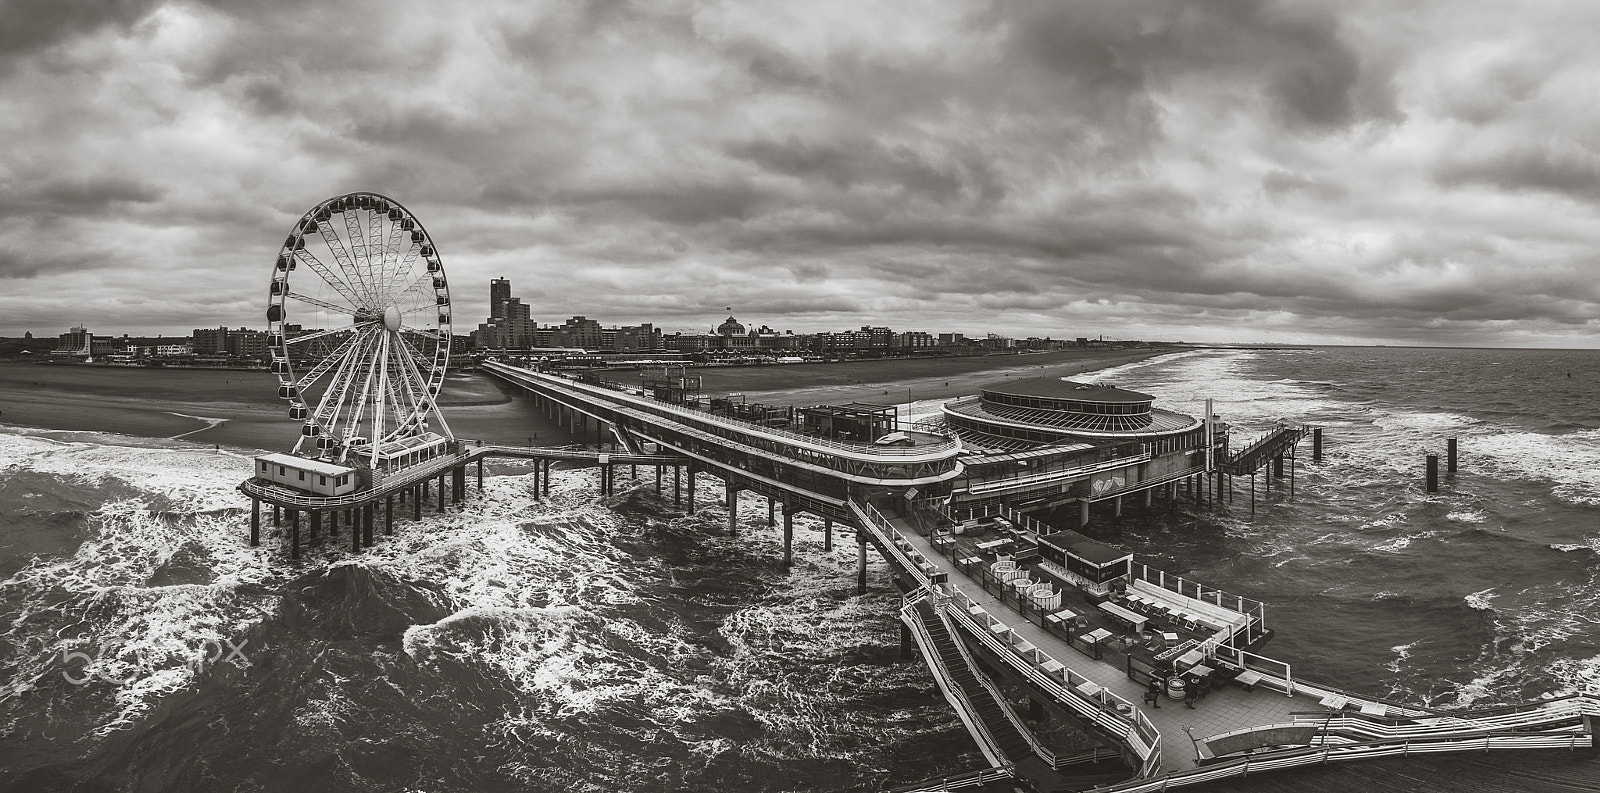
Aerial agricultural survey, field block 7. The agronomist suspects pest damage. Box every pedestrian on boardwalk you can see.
[1184,686,1199,709]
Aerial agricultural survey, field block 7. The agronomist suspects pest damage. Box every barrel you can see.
[1165,676,1187,700]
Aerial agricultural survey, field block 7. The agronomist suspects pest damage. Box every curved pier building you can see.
[940,377,1218,518]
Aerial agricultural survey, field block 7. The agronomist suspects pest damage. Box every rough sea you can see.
[2,346,1597,791]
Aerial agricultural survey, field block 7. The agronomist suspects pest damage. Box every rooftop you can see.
[1039,529,1133,565]
[982,377,1153,403]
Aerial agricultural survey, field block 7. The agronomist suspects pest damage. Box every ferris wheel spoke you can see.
[316,220,377,309]
[394,338,452,437]
[293,249,366,308]
[380,244,425,305]
[389,273,434,307]
[286,291,361,317]
[342,208,371,278]
[374,221,408,303]
[313,328,379,430]
[365,210,389,295]
[294,330,366,391]
[284,321,372,347]
[345,336,383,455]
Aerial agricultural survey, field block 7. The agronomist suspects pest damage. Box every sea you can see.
[1,346,1597,792]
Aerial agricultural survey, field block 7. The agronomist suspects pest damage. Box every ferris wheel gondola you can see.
[266,192,452,466]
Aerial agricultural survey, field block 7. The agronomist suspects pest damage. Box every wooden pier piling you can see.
[250,500,260,547]
[1312,427,1323,461]
[1426,454,1439,493]
[1447,438,1458,473]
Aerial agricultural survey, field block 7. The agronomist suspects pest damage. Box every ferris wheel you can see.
[266,192,452,465]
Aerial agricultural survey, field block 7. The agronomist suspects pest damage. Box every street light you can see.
[1182,725,1201,761]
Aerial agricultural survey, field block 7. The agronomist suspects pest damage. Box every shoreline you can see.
[0,349,1179,452]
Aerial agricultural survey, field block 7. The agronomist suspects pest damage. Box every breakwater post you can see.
[1426,454,1439,493]
[1313,428,1323,462]
[1447,438,1458,473]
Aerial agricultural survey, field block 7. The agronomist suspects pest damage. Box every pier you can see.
[238,361,1599,791]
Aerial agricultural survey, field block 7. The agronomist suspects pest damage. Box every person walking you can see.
[1143,680,1162,709]
[1184,685,1199,709]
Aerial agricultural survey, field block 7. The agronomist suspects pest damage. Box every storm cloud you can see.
[0,0,1597,346]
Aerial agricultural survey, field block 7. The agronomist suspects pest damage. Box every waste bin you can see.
[1165,676,1187,700]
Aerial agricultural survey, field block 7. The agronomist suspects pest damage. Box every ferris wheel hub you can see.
[383,305,401,332]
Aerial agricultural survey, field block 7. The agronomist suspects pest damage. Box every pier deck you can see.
[885,512,1322,772]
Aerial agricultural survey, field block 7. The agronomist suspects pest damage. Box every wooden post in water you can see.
[413,483,422,519]
[856,530,868,595]
[477,458,484,492]
[1426,454,1439,493]
[351,507,362,552]
[288,510,300,559]
[783,505,794,568]
[250,499,260,547]
[824,517,833,552]
[1447,438,1458,473]
[273,504,280,527]
[767,497,776,527]
[1114,495,1123,519]
[686,466,697,515]
[385,495,394,535]
[1313,428,1323,462]
[654,465,661,493]
[725,480,738,536]
[543,459,551,497]
[672,464,681,506]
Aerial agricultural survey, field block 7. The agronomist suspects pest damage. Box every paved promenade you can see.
[890,516,1328,772]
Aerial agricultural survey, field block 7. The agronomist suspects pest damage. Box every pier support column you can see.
[363,505,374,548]
[686,466,697,515]
[1114,496,1123,518]
[438,473,447,512]
[1313,427,1323,462]
[767,497,776,527]
[725,480,738,536]
[327,509,335,535]
[1426,454,1439,493]
[477,458,484,492]
[385,496,394,535]
[543,459,551,497]
[352,508,362,552]
[250,500,260,547]
[1447,438,1458,473]
[825,518,833,552]
[311,510,322,541]
[672,465,681,507]
[1079,499,1090,528]
[273,505,280,527]
[655,465,662,494]
[783,505,794,568]
[1143,488,1152,509]
[1273,455,1284,477]
[287,510,300,560]
[856,531,868,595]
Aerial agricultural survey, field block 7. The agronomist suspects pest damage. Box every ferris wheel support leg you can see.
[438,473,447,512]
[477,458,484,492]
[352,509,362,552]
[311,510,322,541]
[250,500,260,547]
[288,510,300,560]
[726,480,738,536]
[414,484,422,520]
[273,505,280,527]
[363,506,374,548]
[386,496,394,536]
[686,465,697,515]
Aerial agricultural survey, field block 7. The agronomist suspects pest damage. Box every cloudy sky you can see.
[3,0,1598,346]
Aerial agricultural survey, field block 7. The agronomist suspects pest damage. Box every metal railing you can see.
[901,589,1011,769]
[486,362,961,461]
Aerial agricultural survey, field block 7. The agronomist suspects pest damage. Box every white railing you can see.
[486,362,961,460]
[901,590,1010,769]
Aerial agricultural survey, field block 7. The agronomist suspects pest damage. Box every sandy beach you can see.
[0,349,1175,451]
[690,348,1176,406]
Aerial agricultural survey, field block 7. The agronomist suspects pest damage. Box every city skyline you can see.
[3,3,1600,347]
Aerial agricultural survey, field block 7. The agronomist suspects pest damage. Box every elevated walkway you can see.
[1219,425,1306,476]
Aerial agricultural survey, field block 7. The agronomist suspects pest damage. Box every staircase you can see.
[911,599,1035,764]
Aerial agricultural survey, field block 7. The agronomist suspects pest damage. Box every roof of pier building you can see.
[981,377,1154,406]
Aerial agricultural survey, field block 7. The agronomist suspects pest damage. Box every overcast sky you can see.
[2,0,1598,346]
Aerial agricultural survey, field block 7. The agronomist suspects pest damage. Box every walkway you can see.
[887,513,1325,772]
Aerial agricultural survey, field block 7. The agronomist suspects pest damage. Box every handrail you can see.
[930,590,1060,767]
[486,361,961,460]
[901,590,1010,768]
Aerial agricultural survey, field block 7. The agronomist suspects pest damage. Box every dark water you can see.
[1,347,1597,791]
[1066,347,1600,706]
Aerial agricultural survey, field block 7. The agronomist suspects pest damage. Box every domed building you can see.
[940,376,1219,517]
[716,316,746,337]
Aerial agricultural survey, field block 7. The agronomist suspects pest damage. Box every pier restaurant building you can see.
[940,378,1216,517]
